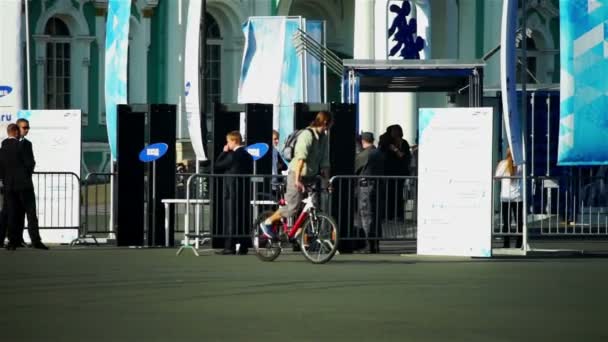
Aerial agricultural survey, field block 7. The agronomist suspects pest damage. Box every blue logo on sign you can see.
[139,143,169,162]
[185,82,191,96]
[0,85,13,98]
[246,143,269,161]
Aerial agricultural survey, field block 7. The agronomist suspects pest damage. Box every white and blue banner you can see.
[239,17,323,146]
[184,0,207,160]
[17,110,81,243]
[500,0,523,165]
[305,20,323,103]
[104,0,130,160]
[238,17,287,106]
[0,0,22,140]
[559,0,608,165]
[277,18,303,145]
[417,107,493,257]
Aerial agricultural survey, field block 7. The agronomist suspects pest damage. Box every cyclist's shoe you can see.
[259,222,275,239]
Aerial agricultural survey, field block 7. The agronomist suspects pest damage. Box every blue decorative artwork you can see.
[104,0,130,160]
[558,0,608,165]
[388,0,425,59]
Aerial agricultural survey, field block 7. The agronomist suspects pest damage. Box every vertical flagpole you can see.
[520,0,529,255]
[24,0,32,109]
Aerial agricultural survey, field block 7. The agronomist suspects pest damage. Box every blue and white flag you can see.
[184,0,207,160]
[104,0,130,160]
[239,17,323,146]
[500,0,523,164]
[559,0,608,165]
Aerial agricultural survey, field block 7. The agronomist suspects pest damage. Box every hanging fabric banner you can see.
[500,0,523,164]
[305,20,323,103]
[104,0,131,160]
[0,0,22,140]
[184,0,207,160]
[238,17,325,145]
[558,0,608,165]
[277,18,303,145]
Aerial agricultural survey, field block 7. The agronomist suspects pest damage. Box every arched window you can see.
[201,13,222,113]
[45,17,71,109]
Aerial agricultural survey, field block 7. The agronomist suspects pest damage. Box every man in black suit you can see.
[0,124,28,250]
[214,131,253,255]
[0,127,11,248]
[16,118,47,249]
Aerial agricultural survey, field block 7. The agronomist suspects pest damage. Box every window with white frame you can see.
[45,17,71,109]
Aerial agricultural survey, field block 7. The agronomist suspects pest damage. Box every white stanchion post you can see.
[195,159,200,249]
[164,202,170,247]
[177,174,199,256]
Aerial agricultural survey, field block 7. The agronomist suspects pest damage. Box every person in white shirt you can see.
[495,148,523,248]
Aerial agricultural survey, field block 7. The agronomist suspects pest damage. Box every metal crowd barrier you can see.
[492,173,608,250]
[328,175,418,243]
[174,173,286,255]
[32,172,81,229]
[75,172,115,245]
[165,174,417,254]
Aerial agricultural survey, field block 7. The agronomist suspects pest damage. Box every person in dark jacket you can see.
[0,124,47,250]
[214,131,253,255]
[15,118,47,249]
[378,125,411,222]
[355,132,385,253]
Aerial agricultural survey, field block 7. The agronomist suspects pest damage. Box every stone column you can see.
[353,0,375,134]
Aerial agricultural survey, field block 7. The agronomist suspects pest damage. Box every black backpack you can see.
[281,128,313,162]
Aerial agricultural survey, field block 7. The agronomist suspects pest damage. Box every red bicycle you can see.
[252,183,339,264]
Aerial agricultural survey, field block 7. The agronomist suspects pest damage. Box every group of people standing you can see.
[0,119,47,251]
[354,124,414,253]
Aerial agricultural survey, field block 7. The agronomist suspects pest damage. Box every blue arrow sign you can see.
[139,143,169,162]
[246,143,269,161]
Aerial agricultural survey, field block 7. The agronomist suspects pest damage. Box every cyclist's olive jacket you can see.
[289,128,329,177]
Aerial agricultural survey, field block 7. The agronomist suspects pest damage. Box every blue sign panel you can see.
[139,143,169,162]
[246,143,269,161]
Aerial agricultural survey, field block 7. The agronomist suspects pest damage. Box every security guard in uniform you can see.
[355,132,384,253]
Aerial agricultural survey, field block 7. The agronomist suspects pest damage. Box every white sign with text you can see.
[417,107,493,257]
[18,110,81,243]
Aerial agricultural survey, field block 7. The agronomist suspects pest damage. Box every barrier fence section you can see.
[328,175,418,242]
[80,173,115,239]
[492,173,608,244]
[178,174,286,251]
[33,172,81,229]
[167,174,417,251]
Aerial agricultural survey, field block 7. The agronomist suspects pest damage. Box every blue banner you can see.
[105,0,130,160]
[278,19,304,146]
[558,0,608,165]
[239,17,324,146]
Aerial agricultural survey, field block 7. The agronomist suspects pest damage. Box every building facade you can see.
[22,0,559,173]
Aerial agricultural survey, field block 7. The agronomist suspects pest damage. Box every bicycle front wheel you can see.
[300,212,339,264]
[252,211,282,262]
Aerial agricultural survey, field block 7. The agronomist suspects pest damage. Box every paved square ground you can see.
[1,248,607,341]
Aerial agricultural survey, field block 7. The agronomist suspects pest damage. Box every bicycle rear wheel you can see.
[252,211,282,262]
[300,212,339,264]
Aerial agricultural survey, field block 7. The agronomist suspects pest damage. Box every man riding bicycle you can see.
[259,111,333,238]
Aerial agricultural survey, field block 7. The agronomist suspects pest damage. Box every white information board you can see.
[18,110,81,243]
[417,107,493,257]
